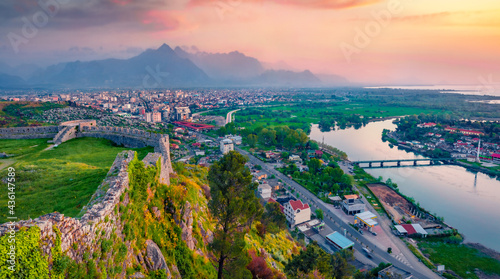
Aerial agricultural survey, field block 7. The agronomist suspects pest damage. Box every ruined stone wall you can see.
[0,150,134,261]
[53,126,78,145]
[0,126,59,139]
[159,135,173,185]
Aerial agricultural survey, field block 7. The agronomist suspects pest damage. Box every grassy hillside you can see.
[0,153,301,278]
[0,138,153,222]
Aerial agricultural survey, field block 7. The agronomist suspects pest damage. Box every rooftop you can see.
[289,200,310,211]
[325,232,354,249]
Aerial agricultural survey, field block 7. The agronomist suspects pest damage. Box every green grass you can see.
[233,103,442,131]
[418,240,500,279]
[0,137,153,222]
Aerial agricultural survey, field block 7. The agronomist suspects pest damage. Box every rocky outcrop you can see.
[174,201,196,250]
[145,240,171,277]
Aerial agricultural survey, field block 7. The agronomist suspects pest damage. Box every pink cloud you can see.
[188,0,380,9]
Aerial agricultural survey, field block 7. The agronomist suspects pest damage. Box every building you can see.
[289,154,302,163]
[325,231,354,250]
[284,200,311,227]
[378,265,412,279]
[228,135,242,145]
[257,184,272,199]
[417,122,437,128]
[144,112,152,123]
[492,153,500,164]
[354,211,378,229]
[394,224,428,238]
[220,139,234,154]
[175,107,192,121]
[341,195,366,215]
[152,111,162,123]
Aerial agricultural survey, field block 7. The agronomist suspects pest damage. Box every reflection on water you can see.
[310,120,500,252]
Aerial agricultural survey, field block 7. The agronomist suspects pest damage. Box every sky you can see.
[0,0,499,85]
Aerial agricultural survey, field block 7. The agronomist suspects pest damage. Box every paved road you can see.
[226,109,240,124]
[194,131,439,278]
[235,146,440,279]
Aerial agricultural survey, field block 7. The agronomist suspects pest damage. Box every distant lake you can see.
[365,85,500,97]
[310,120,500,252]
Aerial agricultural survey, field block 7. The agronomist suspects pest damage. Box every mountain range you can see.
[0,44,349,89]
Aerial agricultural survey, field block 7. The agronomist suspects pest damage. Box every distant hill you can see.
[29,44,211,88]
[253,70,322,87]
[0,43,350,89]
[0,73,26,89]
[174,47,264,81]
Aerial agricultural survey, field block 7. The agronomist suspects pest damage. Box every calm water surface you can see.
[310,120,500,252]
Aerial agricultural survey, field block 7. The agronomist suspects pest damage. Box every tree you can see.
[247,134,258,148]
[315,208,324,221]
[208,151,263,279]
[263,202,287,234]
[307,158,322,175]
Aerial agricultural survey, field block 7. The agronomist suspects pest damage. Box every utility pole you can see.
[476,139,481,163]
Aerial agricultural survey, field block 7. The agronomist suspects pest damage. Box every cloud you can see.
[0,0,188,32]
[188,0,380,9]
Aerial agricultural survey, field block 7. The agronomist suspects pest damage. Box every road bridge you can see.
[353,158,454,168]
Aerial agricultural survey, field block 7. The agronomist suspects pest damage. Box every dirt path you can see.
[0,159,15,171]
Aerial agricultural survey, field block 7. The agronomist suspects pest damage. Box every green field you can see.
[233,103,443,131]
[418,240,500,279]
[0,138,153,222]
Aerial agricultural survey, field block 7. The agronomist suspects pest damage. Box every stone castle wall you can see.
[0,126,60,139]
[0,150,134,261]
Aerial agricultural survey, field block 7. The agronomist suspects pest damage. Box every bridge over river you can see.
[353,158,454,168]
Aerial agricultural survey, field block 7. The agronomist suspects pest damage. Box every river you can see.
[310,119,500,252]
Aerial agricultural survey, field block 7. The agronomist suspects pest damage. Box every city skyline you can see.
[0,0,499,85]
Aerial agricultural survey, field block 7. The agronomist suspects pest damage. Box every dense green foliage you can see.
[0,138,153,222]
[208,151,263,279]
[418,239,500,279]
[280,160,354,197]
[0,227,49,278]
[285,242,355,278]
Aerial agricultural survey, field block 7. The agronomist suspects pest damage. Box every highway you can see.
[193,130,439,278]
[235,146,441,279]
[226,109,240,124]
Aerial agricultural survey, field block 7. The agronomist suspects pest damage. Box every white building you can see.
[175,107,191,121]
[257,184,272,199]
[144,112,152,123]
[228,135,242,145]
[220,139,234,154]
[284,200,311,227]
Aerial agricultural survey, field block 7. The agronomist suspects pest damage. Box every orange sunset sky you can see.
[1,0,499,85]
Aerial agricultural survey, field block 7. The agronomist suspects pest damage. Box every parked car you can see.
[371,231,377,236]
[359,229,364,235]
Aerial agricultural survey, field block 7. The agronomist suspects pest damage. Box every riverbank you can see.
[384,132,500,179]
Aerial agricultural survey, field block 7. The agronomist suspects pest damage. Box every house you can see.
[395,224,428,238]
[315,150,323,158]
[492,153,500,164]
[284,200,311,227]
[325,232,354,250]
[341,195,366,215]
[257,184,272,200]
[228,135,242,145]
[220,139,234,154]
[417,122,437,128]
[378,265,412,279]
[289,155,302,163]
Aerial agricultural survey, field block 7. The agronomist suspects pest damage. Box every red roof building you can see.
[401,224,417,235]
[289,200,310,211]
